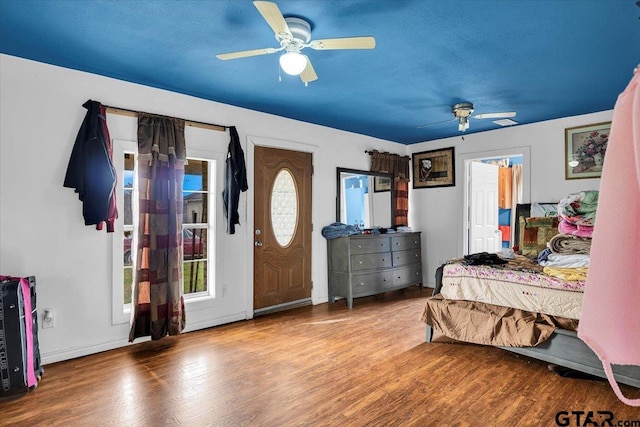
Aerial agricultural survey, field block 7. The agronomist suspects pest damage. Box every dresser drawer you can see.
[391,234,421,251]
[351,270,394,295]
[351,253,392,271]
[392,249,421,267]
[350,237,390,254]
[392,265,422,286]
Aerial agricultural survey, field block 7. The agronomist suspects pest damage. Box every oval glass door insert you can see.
[271,168,298,247]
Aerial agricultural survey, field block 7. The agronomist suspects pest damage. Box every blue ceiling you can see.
[1,0,639,144]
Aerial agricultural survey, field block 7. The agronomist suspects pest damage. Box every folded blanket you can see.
[558,219,594,238]
[539,253,590,268]
[548,233,592,254]
[557,190,599,226]
[543,266,588,281]
[321,222,361,239]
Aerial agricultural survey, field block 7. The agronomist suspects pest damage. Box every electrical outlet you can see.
[42,309,55,329]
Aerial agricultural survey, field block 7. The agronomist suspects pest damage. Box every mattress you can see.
[440,256,585,319]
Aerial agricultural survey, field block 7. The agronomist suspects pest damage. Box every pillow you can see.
[519,216,559,257]
[530,202,558,218]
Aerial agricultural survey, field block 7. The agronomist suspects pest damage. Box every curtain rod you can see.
[365,150,410,159]
[104,105,228,132]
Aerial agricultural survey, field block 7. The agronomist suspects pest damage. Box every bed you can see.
[421,203,640,388]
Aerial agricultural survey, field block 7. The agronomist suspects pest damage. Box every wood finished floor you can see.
[1,286,638,426]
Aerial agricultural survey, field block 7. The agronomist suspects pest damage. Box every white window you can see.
[112,140,216,324]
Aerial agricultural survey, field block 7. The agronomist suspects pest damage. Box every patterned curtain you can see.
[370,150,411,226]
[129,113,187,342]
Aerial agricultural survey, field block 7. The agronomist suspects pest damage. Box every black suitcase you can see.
[0,276,43,398]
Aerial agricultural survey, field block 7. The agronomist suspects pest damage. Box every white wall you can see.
[408,112,609,287]
[0,54,612,364]
[0,55,403,364]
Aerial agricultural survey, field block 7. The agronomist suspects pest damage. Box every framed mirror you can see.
[336,168,395,229]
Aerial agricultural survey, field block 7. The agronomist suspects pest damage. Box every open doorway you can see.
[462,148,529,255]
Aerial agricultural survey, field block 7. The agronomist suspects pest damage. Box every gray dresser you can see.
[327,232,422,308]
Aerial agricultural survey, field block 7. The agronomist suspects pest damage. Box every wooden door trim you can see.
[245,136,319,319]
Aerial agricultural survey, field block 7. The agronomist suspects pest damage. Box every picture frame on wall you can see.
[373,175,392,192]
[564,121,611,180]
[412,147,455,188]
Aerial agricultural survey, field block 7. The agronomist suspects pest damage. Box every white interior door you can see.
[468,161,501,254]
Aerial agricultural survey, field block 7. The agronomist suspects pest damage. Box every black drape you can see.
[223,126,248,234]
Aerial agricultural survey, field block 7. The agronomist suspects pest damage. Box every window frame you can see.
[111,140,219,325]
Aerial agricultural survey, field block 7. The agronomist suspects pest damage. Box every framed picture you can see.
[373,175,392,192]
[412,147,455,188]
[565,121,611,180]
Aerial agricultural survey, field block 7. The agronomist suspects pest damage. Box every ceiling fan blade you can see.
[416,118,456,129]
[216,47,279,60]
[300,56,318,83]
[253,1,292,39]
[473,112,516,119]
[309,36,376,50]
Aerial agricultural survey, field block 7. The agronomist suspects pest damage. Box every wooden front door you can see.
[254,146,313,311]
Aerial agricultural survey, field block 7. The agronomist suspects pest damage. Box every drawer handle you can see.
[358,282,364,286]
[414,254,419,258]
[382,258,386,262]
[357,245,362,249]
[359,261,363,264]
[395,242,400,245]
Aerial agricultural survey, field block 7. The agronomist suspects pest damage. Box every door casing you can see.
[460,147,530,256]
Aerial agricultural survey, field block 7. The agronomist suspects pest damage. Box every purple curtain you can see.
[129,113,186,342]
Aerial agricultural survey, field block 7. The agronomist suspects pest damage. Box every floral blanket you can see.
[557,190,599,226]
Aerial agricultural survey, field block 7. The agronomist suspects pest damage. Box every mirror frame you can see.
[336,167,395,228]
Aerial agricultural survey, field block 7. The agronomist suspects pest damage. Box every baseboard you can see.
[41,311,248,365]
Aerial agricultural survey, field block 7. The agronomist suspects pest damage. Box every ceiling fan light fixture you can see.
[279,51,307,75]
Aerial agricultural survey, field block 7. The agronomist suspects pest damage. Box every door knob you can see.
[255,241,263,247]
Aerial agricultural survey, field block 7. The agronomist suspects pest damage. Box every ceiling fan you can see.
[417,102,517,132]
[216,1,376,85]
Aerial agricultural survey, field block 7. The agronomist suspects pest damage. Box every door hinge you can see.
[311,165,314,176]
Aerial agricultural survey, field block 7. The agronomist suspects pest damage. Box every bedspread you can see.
[421,295,578,347]
[440,256,585,319]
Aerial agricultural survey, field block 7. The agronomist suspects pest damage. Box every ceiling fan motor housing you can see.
[281,17,312,45]
[452,102,474,118]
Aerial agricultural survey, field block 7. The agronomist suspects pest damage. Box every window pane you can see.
[183,260,207,294]
[124,189,133,225]
[183,228,207,260]
[124,230,133,266]
[271,169,298,247]
[184,159,207,192]
[123,267,133,305]
[183,192,208,224]
[124,153,134,226]
[123,229,134,304]
[183,159,208,224]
